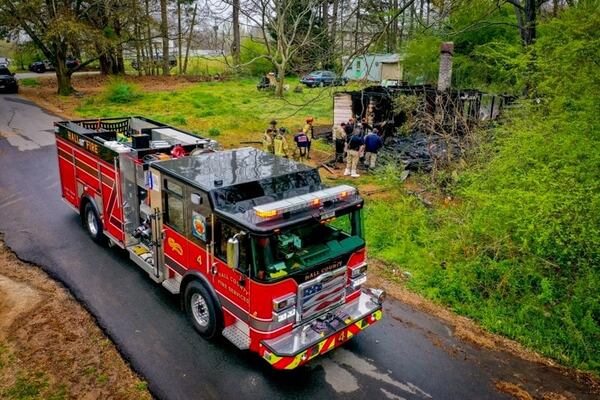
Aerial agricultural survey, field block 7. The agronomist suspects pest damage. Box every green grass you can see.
[18,78,40,87]
[75,77,352,147]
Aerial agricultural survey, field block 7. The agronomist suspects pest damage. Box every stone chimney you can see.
[437,42,454,92]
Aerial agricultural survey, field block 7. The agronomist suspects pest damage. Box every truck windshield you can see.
[251,209,364,282]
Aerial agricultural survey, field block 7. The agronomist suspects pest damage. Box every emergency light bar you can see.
[252,185,358,222]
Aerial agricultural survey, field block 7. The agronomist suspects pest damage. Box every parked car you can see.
[28,60,54,73]
[28,58,81,73]
[300,70,347,88]
[131,55,177,70]
[0,67,18,93]
[0,57,11,68]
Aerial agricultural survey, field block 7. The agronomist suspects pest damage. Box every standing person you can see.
[303,117,314,159]
[269,119,277,132]
[273,127,289,157]
[262,128,274,154]
[345,130,364,178]
[293,127,309,161]
[333,123,347,164]
[364,128,384,170]
[361,118,372,136]
[345,117,355,136]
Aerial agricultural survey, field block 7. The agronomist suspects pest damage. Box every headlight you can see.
[350,274,367,290]
[350,262,368,278]
[272,294,295,312]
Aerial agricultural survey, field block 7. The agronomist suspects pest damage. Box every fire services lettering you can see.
[304,260,344,282]
[217,272,249,304]
[65,130,100,155]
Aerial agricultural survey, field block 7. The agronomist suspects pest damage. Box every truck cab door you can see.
[161,177,189,277]
[211,220,251,323]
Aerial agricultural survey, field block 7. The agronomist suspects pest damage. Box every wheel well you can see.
[79,196,100,225]
[180,272,222,321]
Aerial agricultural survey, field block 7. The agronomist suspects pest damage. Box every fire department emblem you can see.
[167,237,183,256]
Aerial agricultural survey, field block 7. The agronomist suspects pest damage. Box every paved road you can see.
[14,70,100,80]
[0,94,594,400]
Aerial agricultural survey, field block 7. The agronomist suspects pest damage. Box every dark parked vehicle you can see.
[28,58,81,73]
[300,70,348,88]
[29,60,54,73]
[131,55,177,70]
[0,67,18,93]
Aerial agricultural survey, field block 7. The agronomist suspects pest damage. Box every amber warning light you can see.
[252,185,358,222]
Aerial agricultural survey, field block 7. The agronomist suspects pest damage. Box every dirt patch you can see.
[367,260,600,394]
[0,240,151,399]
[495,381,534,400]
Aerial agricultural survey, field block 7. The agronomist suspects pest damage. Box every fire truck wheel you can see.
[184,281,221,339]
[83,202,107,245]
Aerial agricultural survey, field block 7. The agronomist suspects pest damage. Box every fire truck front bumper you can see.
[259,288,384,370]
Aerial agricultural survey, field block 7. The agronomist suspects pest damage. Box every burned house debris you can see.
[332,84,512,172]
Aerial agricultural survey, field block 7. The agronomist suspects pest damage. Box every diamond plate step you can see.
[161,278,180,294]
[222,324,250,350]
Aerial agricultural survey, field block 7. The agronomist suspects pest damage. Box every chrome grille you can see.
[297,265,347,322]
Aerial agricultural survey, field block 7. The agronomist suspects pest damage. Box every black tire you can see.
[184,281,221,339]
[83,202,107,245]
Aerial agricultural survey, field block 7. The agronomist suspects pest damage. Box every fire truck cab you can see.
[55,117,384,369]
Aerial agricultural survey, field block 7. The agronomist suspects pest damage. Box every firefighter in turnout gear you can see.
[262,128,275,154]
[303,117,314,159]
[273,127,289,157]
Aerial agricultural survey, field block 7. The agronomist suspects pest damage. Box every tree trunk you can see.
[513,0,537,46]
[275,63,285,97]
[160,0,170,76]
[177,0,182,74]
[55,45,73,95]
[232,0,241,66]
[133,0,143,77]
[145,0,154,75]
[354,0,361,53]
[389,0,398,52]
[99,53,112,75]
[183,2,198,74]
[331,0,338,44]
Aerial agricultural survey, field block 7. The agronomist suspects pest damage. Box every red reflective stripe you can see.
[273,356,294,369]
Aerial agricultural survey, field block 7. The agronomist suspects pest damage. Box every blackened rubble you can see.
[332,85,515,172]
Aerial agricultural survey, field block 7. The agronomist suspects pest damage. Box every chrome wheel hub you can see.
[87,210,98,236]
[191,293,209,327]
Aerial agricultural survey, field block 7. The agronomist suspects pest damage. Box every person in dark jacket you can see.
[364,128,384,169]
[344,131,364,178]
[294,128,309,160]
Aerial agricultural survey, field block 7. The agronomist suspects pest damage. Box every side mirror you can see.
[226,237,239,269]
[190,193,202,205]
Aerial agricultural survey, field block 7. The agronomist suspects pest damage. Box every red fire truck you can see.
[54,116,385,369]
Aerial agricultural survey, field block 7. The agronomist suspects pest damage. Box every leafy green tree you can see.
[0,0,115,94]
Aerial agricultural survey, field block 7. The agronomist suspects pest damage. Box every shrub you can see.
[240,38,274,76]
[207,127,220,137]
[105,80,142,104]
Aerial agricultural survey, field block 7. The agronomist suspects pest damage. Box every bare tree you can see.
[233,0,321,96]
[232,0,241,66]
[506,0,541,46]
[160,0,170,75]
